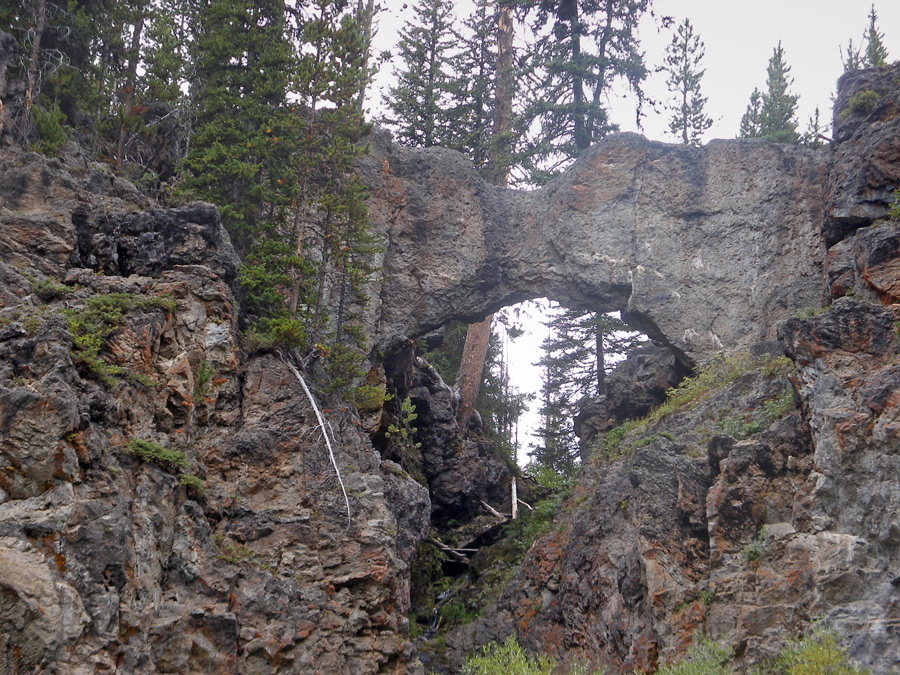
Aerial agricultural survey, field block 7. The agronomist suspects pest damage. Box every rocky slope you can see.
[431,66,900,673]
[0,56,899,675]
[0,153,433,673]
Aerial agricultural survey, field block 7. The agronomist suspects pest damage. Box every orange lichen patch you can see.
[296,620,315,640]
[65,431,90,464]
[41,533,67,574]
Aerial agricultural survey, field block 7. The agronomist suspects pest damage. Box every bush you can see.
[351,384,392,412]
[126,438,189,472]
[842,90,880,118]
[65,292,174,386]
[178,473,206,495]
[776,626,867,675]
[656,637,734,675]
[462,636,556,675]
[31,103,68,156]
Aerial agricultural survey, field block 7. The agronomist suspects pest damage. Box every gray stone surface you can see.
[362,131,829,366]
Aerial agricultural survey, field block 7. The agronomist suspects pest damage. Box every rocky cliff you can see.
[0,57,899,675]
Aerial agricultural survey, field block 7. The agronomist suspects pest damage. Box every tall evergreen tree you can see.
[863,4,888,67]
[533,307,645,473]
[515,0,652,184]
[445,0,495,170]
[738,42,799,144]
[381,0,456,148]
[801,106,827,149]
[841,39,862,73]
[738,88,763,138]
[664,18,712,145]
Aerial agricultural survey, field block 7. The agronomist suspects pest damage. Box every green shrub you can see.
[65,292,174,386]
[126,438,189,472]
[776,626,867,675]
[178,473,206,495]
[31,103,68,156]
[351,383,392,412]
[841,90,880,118]
[743,527,767,562]
[656,637,734,675]
[29,276,72,301]
[890,189,900,221]
[716,390,794,440]
[462,636,556,675]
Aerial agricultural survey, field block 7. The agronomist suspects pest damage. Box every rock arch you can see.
[359,131,828,366]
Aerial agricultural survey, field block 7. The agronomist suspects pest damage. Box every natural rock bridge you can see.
[360,130,829,365]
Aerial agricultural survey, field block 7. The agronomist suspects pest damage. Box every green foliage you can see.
[31,104,68,156]
[591,352,780,461]
[504,494,560,562]
[526,463,576,490]
[652,353,754,420]
[29,276,72,301]
[655,637,734,675]
[178,473,206,495]
[716,390,794,440]
[460,627,864,675]
[796,307,829,319]
[775,626,868,675]
[664,19,713,145]
[593,419,644,461]
[408,612,423,639]
[65,293,174,386]
[890,190,900,221]
[126,438,189,472]
[462,636,556,675]
[381,0,457,148]
[351,384,392,412]
[462,635,606,675]
[842,90,880,119]
[535,307,646,474]
[743,526,767,563]
[862,6,889,69]
[387,397,421,448]
[195,360,215,394]
[699,589,715,606]
[801,107,828,149]
[761,355,793,377]
[386,396,424,481]
[739,43,800,144]
[515,0,651,184]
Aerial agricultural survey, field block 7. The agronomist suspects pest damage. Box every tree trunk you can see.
[455,314,493,431]
[24,0,47,117]
[117,7,147,172]
[595,312,606,394]
[355,0,375,110]
[454,2,515,433]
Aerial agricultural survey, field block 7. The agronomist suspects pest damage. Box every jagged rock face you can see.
[0,153,430,673]
[443,359,819,672]
[826,67,900,245]
[574,342,690,459]
[361,129,828,365]
[435,65,900,674]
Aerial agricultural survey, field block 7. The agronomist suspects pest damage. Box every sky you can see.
[367,0,900,464]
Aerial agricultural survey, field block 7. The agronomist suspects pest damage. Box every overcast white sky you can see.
[368,0,900,463]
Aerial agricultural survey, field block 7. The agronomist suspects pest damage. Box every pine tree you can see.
[445,0,495,171]
[516,0,652,184]
[738,43,799,144]
[842,39,862,73]
[801,106,827,149]
[534,307,645,473]
[739,88,763,138]
[863,4,888,67]
[381,0,456,148]
[664,18,712,145]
